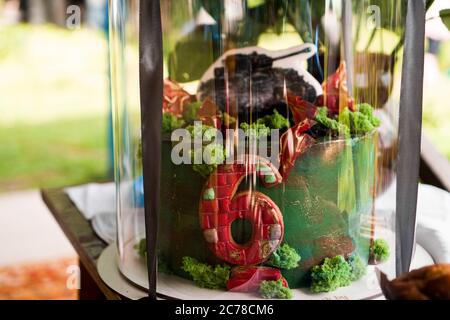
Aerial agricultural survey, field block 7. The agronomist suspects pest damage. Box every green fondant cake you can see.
[157,132,376,289]
[136,57,388,297]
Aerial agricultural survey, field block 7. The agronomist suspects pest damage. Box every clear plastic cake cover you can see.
[109,0,426,299]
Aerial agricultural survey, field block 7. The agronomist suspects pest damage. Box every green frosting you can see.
[203,188,215,200]
[348,255,367,281]
[370,239,390,263]
[265,244,301,270]
[310,255,352,293]
[259,279,293,299]
[162,112,185,134]
[181,257,231,290]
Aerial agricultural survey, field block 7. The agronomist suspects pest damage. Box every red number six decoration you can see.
[199,156,284,265]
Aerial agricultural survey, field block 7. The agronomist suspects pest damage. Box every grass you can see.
[0,116,108,192]
[0,24,109,125]
[0,24,110,192]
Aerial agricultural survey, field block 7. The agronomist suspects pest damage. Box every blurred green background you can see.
[0,24,109,192]
[0,0,449,193]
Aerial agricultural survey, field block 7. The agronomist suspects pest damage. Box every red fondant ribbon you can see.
[163,79,192,116]
[287,95,317,124]
[279,120,316,179]
[317,61,355,114]
[227,266,289,292]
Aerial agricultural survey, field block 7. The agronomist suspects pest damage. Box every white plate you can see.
[97,242,434,300]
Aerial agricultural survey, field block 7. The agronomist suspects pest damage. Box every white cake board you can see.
[97,243,434,300]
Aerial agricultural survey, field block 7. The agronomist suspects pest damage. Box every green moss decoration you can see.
[315,104,380,137]
[265,243,301,270]
[370,239,390,263]
[240,122,271,138]
[315,107,350,137]
[358,103,381,127]
[182,101,202,124]
[186,124,226,178]
[181,257,231,290]
[310,255,352,293]
[186,124,217,141]
[190,144,225,178]
[162,112,185,134]
[203,188,215,200]
[134,238,147,259]
[133,239,173,275]
[348,255,367,281]
[192,164,217,178]
[240,110,289,138]
[340,105,380,136]
[259,280,293,299]
[157,254,173,275]
[257,109,290,130]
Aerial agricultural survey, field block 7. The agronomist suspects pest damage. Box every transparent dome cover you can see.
[109,0,425,299]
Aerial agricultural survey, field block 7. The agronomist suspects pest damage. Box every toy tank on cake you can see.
[109,0,426,299]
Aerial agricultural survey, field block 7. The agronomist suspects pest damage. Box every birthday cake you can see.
[136,45,390,298]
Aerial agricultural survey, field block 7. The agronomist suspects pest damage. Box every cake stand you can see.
[97,242,434,300]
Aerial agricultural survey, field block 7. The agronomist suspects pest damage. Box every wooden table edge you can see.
[41,188,122,300]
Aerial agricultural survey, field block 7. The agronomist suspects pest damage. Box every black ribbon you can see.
[139,0,163,299]
[396,0,426,276]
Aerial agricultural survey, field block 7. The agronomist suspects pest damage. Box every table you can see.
[41,188,122,300]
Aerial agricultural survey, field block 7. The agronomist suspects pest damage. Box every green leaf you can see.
[440,9,450,32]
